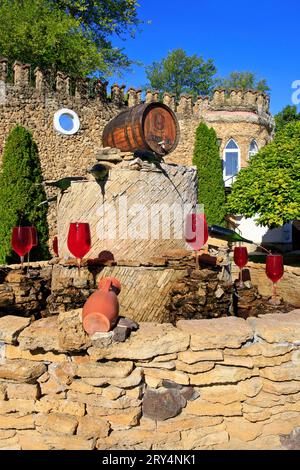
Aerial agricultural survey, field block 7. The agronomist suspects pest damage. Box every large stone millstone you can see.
[142,387,186,421]
[57,165,197,263]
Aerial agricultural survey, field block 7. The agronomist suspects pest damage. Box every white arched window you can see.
[223,139,240,186]
[249,139,259,159]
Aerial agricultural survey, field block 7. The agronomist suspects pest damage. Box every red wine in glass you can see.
[52,236,59,257]
[185,213,208,270]
[266,254,284,301]
[67,222,91,272]
[11,226,33,269]
[234,246,248,287]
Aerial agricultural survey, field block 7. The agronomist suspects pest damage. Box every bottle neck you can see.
[208,226,253,245]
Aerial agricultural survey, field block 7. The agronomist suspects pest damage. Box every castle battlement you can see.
[0,59,271,119]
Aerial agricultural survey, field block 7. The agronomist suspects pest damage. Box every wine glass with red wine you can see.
[234,246,248,287]
[11,226,33,269]
[266,254,284,303]
[185,213,208,270]
[67,223,91,273]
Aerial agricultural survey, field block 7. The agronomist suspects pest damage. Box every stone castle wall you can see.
[1,311,300,450]
[168,92,274,168]
[0,59,275,242]
[170,116,273,169]
[0,60,124,239]
[0,60,274,174]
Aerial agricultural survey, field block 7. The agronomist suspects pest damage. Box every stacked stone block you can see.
[0,263,51,318]
[1,311,300,450]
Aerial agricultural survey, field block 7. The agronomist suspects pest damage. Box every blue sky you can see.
[110,0,300,114]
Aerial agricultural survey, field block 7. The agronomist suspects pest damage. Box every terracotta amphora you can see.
[82,277,121,335]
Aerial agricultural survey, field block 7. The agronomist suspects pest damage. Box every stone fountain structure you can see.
[57,148,198,262]
[54,147,199,323]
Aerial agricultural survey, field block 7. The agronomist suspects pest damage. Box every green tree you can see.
[274,105,300,133]
[51,0,142,74]
[0,0,141,78]
[146,49,217,100]
[218,72,270,93]
[226,121,300,228]
[53,0,140,39]
[193,122,226,226]
[0,125,50,264]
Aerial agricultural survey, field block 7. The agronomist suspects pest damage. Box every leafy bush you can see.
[226,121,300,227]
[0,125,50,263]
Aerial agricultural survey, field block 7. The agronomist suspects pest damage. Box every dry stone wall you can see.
[232,262,300,308]
[0,264,51,318]
[49,263,186,323]
[0,257,299,323]
[0,311,300,450]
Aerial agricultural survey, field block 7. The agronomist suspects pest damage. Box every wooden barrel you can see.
[102,102,180,156]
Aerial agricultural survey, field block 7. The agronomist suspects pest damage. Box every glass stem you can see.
[195,251,199,271]
[20,256,24,270]
[78,258,81,276]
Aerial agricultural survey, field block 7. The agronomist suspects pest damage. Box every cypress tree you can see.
[0,125,50,263]
[193,122,226,226]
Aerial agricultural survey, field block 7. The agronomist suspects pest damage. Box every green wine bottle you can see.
[208,225,254,244]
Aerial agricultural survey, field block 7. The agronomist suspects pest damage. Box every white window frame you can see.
[248,139,259,160]
[223,139,240,187]
[53,108,80,135]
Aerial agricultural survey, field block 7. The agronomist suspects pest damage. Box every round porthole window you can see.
[53,108,80,135]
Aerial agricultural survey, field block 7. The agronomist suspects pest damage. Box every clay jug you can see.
[82,277,121,335]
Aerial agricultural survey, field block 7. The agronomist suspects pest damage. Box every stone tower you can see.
[166,88,274,180]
